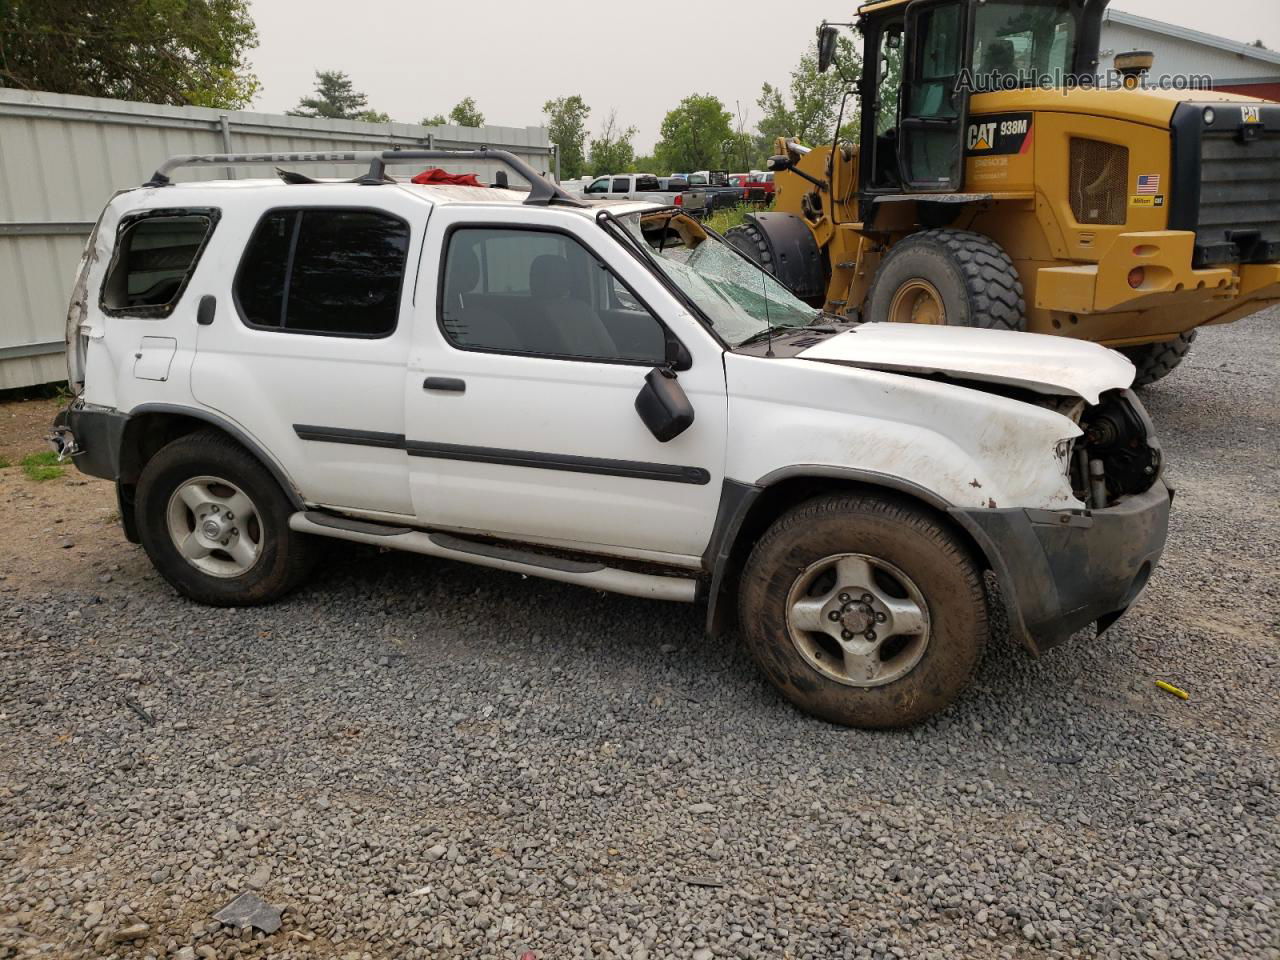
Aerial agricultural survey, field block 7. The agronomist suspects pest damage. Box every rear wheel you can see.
[1120,331,1196,387]
[738,494,987,728]
[866,228,1026,331]
[135,429,315,606]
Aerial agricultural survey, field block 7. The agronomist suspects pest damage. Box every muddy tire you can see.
[135,429,315,606]
[867,228,1026,330]
[725,221,772,268]
[1120,331,1196,388]
[738,494,987,729]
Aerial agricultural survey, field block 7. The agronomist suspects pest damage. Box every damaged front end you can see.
[1069,389,1163,509]
[952,386,1170,656]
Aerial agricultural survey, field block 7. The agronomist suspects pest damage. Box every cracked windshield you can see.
[622,212,816,346]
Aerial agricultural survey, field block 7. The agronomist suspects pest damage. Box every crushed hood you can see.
[796,323,1134,404]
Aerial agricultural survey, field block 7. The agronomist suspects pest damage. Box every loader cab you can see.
[853,0,1105,204]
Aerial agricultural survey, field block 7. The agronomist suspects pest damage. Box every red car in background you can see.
[729,172,775,202]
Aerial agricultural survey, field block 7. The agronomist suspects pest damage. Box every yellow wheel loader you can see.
[725,0,1280,385]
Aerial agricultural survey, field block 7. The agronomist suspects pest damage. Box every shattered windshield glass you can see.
[617,212,816,347]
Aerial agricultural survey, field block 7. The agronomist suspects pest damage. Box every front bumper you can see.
[952,481,1171,655]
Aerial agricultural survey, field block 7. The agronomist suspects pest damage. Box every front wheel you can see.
[135,429,315,606]
[738,494,988,728]
[866,228,1026,330]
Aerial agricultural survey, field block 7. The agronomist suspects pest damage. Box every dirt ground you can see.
[0,397,146,593]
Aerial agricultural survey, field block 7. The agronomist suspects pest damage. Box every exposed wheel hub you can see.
[786,553,931,688]
[838,601,875,636]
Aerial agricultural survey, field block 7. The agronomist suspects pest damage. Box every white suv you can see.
[52,149,1170,728]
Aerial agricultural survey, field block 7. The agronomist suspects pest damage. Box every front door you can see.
[898,0,970,191]
[191,191,427,517]
[405,206,727,563]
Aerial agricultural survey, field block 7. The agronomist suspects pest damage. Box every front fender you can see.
[723,353,1082,512]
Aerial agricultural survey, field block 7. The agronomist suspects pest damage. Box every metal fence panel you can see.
[0,89,551,389]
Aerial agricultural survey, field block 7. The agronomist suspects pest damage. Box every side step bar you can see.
[288,511,698,603]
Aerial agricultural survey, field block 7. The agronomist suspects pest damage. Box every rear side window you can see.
[611,178,631,192]
[100,210,217,317]
[235,208,410,337]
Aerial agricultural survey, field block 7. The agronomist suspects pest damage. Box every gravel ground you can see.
[1,311,1277,960]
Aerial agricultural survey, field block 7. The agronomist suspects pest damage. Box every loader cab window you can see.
[868,20,906,189]
[972,0,1078,91]
[908,4,963,121]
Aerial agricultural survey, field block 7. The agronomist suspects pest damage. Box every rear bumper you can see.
[50,400,128,482]
[951,481,1171,655]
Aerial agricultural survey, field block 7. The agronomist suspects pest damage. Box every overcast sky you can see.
[247,0,1280,151]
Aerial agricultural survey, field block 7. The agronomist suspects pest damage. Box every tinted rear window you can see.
[236,208,410,337]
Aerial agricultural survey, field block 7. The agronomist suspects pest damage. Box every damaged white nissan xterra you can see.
[52,149,1171,728]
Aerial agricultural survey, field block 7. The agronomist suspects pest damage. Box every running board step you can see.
[289,511,698,602]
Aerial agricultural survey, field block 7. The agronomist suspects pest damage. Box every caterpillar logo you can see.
[967,122,996,151]
[964,113,1033,156]
[1241,105,1261,124]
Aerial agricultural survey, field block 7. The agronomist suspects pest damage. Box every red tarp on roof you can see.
[410,168,484,187]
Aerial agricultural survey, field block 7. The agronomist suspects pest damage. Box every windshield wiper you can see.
[736,313,838,349]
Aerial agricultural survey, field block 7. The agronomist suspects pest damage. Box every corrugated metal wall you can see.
[0,89,553,389]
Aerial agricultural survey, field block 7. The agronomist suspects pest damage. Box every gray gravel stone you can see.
[0,312,1277,960]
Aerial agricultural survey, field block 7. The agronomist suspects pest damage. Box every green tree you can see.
[587,109,637,175]
[449,96,484,127]
[632,153,660,174]
[543,94,590,180]
[289,70,388,121]
[756,34,862,150]
[420,113,447,126]
[654,94,734,173]
[0,0,260,108]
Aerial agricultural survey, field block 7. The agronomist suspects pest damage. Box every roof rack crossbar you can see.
[143,149,587,207]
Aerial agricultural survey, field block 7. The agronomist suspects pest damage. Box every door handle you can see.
[422,377,466,393]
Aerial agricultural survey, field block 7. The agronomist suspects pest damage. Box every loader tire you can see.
[725,222,772,268]
[1120,331,1196,388]
[867,229,1026,331]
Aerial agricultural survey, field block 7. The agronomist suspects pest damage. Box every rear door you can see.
[405,205,727,562]
[190,188,428,517]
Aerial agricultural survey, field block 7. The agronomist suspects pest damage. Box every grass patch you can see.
[21,450,65,482]
[0,456,10,469]
[705,205,749,235]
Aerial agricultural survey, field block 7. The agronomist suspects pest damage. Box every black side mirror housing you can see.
[635,367,694,442]
[766,155,792,173]
[666,330,693,371]
[817,24,839,74]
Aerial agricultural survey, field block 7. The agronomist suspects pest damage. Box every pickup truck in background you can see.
[674,171,743,214]
[573,173,706,216]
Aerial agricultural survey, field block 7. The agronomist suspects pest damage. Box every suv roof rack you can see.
[142,149,588,207]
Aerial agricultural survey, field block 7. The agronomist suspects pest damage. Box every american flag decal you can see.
[1136,174,1160,195]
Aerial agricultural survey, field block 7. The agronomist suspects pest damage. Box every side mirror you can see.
[886,27,902,50]
[766,155,791,173]
[666,330,693,371]
[635,367,694,442]
[817,24,839,74]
